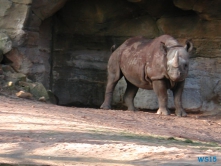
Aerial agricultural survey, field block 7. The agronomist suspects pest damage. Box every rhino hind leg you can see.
[100,60,122,110]
[153,80,171,116]
[175,109,187,117]
[123,80,138,111]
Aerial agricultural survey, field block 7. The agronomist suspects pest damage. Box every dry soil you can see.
[0,92,221,166]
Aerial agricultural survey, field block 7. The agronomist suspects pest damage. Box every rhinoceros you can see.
[100,35,193,117]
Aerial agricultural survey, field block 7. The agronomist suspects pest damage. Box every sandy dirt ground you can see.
[0,92,221,166]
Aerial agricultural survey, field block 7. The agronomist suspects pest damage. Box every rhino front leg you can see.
[153,80,170,115]
[123,80,138,111]
[172,81,187,117]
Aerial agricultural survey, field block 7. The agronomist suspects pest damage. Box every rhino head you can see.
[162,40,193,82]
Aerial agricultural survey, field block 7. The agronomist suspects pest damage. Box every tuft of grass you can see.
[184,139,193,143]
[167,137,176,140]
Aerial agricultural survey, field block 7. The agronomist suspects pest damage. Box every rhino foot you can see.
[123,103,137,112]
[127,107,137,112]
[175,109,187,117]
[156,108,171,115]
[100,104,111,110]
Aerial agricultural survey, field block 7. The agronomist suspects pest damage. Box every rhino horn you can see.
[172,51,179,68]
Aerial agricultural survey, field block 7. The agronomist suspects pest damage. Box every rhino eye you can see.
[184,64,188,69]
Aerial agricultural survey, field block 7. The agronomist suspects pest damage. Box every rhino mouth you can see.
[169,74,186,82]
[171,78,185,82]
[167,66,187,82]
[167,69,186,81]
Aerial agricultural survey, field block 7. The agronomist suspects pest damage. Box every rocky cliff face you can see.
[0,0,67,87]
[0,0,221,113]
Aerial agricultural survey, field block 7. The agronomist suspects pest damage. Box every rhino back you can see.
[119,37,154,89]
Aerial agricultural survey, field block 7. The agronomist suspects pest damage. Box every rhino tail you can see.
[110,44,116,52]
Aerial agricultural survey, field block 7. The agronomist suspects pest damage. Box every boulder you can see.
[0,0,12,17]
[38,96,46,102]
[4,48,33,74]
[0,2,30,45]
[0,32,12,54]
[32,0,68,20]
[16,90,33,99]
[19,81,49,101]
[2,65,27,84]
[47,90,59,104]
[5,72,27,84]
[173,0,221,20]
[1,65,15,73]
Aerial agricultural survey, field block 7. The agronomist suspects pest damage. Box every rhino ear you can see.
[160,42,168,55]
[185,39,193,53]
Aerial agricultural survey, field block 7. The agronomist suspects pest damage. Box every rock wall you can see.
[0,0,67,88]
[1,0,221,113]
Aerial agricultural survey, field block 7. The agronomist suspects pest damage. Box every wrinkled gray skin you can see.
[100,35,193,117]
